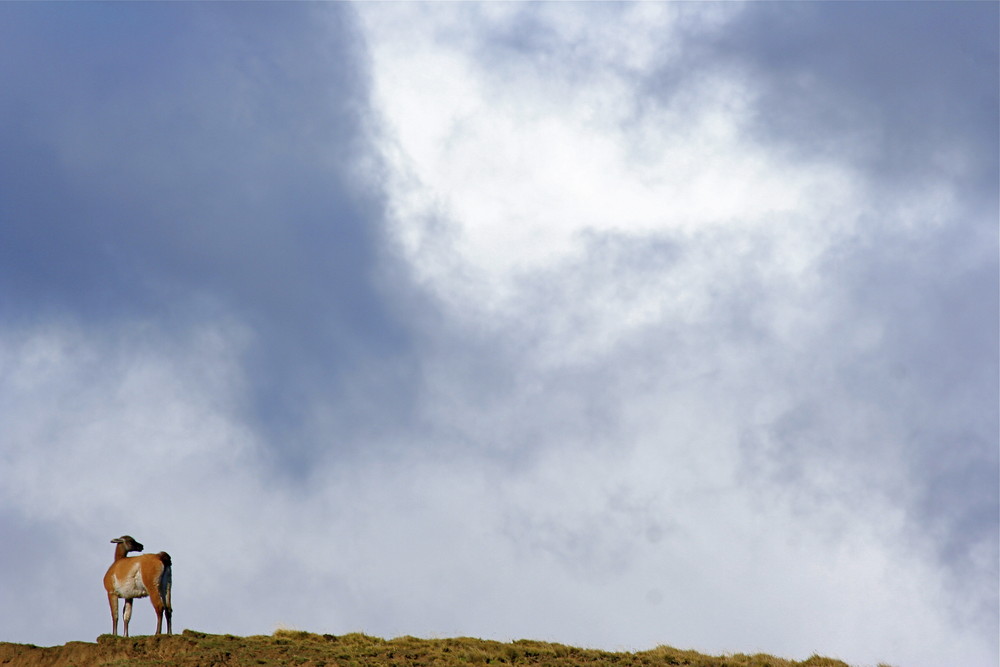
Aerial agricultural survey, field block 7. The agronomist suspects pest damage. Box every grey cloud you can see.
[640,1,1000,633]
[707,2,999,194]
[0,3,421,470]
[736,213,999,633]
[842,222,998,632]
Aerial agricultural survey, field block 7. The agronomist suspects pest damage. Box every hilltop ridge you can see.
[0,629,870,667]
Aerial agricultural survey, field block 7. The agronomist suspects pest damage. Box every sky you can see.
[0,3,996,667]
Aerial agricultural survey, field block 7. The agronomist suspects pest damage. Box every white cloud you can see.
[360,2,863,379]
[0,321,255,522]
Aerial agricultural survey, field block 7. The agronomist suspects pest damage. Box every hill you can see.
[0,630,868,667]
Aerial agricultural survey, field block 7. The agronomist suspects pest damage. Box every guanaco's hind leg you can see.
[163,570,173,635]
[148,588,173,634]
[149,592,165,635]
[143,564,172,635]
[163,597,173,635]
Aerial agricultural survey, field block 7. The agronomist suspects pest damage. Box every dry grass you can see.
[0,629,856,667]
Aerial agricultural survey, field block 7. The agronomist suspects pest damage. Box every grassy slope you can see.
[0,629,865,667]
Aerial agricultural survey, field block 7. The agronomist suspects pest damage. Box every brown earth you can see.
[0,629,861,667]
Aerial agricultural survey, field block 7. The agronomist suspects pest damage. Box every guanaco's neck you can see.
[113,542,130,561]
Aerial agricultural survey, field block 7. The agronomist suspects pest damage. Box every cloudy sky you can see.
[0,3,996,666]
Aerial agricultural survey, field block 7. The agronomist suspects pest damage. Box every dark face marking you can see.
[112,536,144,553]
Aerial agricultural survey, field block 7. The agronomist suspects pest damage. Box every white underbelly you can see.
[112,565,149,599]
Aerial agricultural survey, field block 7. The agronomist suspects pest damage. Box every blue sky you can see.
[0,4,996,667]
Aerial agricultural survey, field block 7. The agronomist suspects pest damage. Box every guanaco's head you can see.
[111,535,144,553]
